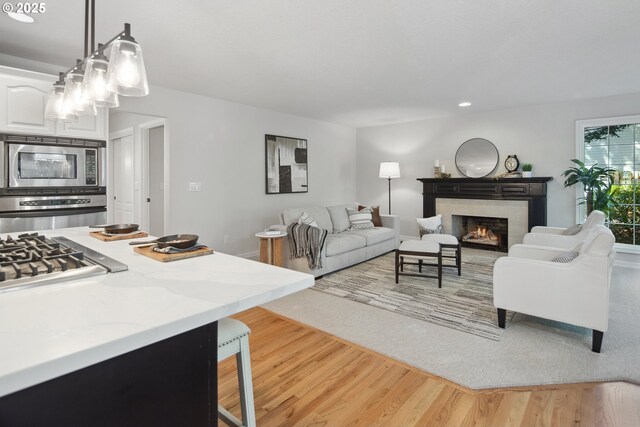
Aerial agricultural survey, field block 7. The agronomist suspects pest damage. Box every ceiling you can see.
[1,1,639,128]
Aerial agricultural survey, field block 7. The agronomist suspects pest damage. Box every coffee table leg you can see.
[438,251,442,288]
[395,250,400,284]
[457,243,462,276]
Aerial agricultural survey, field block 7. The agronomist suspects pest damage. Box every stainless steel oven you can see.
[0,134,107,233]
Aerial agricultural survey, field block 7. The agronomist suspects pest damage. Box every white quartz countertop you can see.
[0,227,314,398]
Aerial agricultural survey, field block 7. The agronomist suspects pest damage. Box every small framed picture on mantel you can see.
[265,134,308,194]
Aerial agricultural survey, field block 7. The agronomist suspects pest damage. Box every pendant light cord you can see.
[84,0,89,57]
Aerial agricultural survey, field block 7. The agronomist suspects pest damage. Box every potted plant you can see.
[522,163,533,178]
[562,159,616,215]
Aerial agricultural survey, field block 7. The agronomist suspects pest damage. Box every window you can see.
[577,116,640,249]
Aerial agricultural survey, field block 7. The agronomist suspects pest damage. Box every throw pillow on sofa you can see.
[358,205,383,227]
[298,212,318,228]
[416,214,443,237]
[347,207,375,229]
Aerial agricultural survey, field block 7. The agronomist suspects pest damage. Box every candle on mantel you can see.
[434,160,440,167]
[441,164,446,173]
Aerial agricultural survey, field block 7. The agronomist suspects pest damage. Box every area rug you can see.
[265,259,640,389]
[313,252,511,340]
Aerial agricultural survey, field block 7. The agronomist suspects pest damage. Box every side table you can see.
[255,232,288,267]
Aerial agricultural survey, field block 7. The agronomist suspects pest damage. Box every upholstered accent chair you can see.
[493,225,615,352]
[523,210,606,248]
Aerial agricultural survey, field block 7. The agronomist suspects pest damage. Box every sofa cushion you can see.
[298,212,318,228]
[347,207,375,229]
[552,251,579,263]
[345,227,396,246]
[325,233,367,257]
[358,205,383,227]
[326,204,355,233]
[282,206,333,231]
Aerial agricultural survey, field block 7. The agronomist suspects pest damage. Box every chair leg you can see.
[237,335,256,427]
[418,259,423,273]
[437,252,442,288]
[497,308,506,328]
[592,330,604,353]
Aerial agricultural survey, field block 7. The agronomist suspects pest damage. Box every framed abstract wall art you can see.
[265,134,308,194]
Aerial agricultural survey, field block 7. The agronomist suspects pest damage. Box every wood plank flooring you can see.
[218,308,640,426]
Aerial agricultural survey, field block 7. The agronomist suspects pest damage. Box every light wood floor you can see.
[219,307,640,427]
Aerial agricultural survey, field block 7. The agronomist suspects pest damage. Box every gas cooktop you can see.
[0,233,127,293]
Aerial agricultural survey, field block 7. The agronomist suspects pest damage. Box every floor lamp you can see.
[379,162,401,214]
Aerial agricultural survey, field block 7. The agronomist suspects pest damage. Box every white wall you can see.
[356,92,640,239]
[116,86,356,256]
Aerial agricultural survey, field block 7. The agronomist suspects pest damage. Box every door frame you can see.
[138,118,170,236]
[107,128,134,225]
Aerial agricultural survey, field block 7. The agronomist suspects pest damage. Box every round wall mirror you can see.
[455,138,499,178]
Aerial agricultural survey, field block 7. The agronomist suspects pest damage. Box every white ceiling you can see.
[1,0,639,128]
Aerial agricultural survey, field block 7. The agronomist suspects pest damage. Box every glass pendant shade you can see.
[106,39,149,97]
[82,55,119,108]
[63,68,97,116]
[45,83,78,122]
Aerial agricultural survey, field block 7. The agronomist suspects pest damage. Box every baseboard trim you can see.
[614,259,640,269]
[400,234,420,241]
[237,250,259,260]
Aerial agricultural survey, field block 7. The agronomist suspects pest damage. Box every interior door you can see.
[112,134,135,224]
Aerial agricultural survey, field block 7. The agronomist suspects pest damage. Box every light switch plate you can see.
[188,182,202,192]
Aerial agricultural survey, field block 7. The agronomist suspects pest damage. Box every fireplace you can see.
[452,215,508,252]
[417,177,552,248]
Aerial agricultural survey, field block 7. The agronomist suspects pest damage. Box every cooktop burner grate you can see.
[0,233,113,293]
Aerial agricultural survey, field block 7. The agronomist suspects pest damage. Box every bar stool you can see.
[218,318,256,427]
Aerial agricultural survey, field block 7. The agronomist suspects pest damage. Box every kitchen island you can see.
[0,227,314,426]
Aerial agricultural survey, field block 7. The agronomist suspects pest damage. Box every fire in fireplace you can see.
[462,225,500,246]
[452,215,508,251]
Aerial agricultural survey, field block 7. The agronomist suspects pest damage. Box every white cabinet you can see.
[0,67,107,140]
[0,73,56,135]
[59,108,107,139]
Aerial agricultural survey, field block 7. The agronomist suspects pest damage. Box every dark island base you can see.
[0,322,218,427]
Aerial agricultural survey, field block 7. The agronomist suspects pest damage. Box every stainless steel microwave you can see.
[0,135,106,189]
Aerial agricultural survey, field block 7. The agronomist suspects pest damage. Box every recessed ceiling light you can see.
[7,12,35,23]
[458,102,472,107]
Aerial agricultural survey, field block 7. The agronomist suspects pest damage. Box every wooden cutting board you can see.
[133,245,214,262]
[90,231,149,241]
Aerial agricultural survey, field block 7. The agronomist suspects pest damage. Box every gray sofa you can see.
[278,204,400,277]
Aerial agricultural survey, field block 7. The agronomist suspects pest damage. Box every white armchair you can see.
[523,210,606,248]
[494,225,615,352]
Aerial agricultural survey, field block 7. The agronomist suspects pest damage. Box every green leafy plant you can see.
[562,159,617,215]
[522,163,533,172]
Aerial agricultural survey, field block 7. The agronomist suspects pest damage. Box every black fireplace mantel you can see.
[417,177,553,231]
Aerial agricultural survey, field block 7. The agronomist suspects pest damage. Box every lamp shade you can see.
[63,67,96,116]
[379,162,401,179]
[106,38,149,97]
[44,83,78,123]
[82,54,120,108]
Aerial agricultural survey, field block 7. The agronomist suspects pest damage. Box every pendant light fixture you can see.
[44,73,78,122]
[82,44,119,108]
[106,24,149,97]
[63,60,97,115]
[44,0,147,123]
